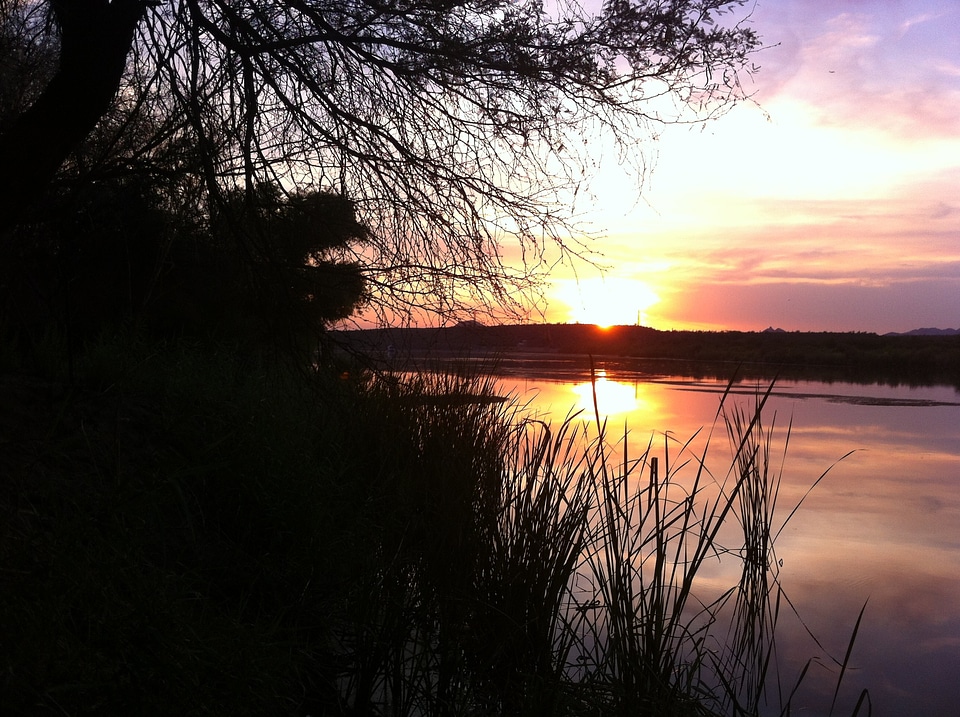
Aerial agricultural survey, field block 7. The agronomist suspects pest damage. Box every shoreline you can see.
[331,323,960,390]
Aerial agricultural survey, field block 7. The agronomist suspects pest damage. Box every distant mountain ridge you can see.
[884,327,960,336]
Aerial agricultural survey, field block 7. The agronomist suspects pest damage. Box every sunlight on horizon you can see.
[552,277,661,328]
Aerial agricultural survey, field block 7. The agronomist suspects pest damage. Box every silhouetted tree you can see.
[0,0,147,226]
[0,1,56,122]
[1,174,368,349]
[213,183,369,345]
[0,0,760,320]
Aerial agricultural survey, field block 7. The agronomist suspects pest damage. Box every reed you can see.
[330,369,867,716]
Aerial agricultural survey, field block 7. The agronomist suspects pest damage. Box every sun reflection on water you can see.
[568,371,651,419]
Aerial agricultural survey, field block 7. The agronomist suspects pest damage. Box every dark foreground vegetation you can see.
[1,334,868,716]
[339,323,960,389]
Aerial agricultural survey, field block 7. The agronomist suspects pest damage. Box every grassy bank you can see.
[0,335,866,715]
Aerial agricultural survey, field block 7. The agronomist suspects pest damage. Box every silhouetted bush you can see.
[1,178,367,359]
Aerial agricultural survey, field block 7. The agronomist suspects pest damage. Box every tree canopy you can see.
[0,0,760,323]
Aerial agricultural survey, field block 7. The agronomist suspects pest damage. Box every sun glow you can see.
[570,372,649,418]
[553,277,661,328]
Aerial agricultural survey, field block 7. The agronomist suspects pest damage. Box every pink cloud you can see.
[753,2,960,138]
[624,184,960,332]
[658,277,959,333]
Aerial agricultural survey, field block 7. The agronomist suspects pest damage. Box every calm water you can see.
[490,363,960,716]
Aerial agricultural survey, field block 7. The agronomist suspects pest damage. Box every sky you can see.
[540,0,960,333]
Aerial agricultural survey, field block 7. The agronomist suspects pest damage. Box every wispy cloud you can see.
[898,12,938,36]
[755,3,960,138]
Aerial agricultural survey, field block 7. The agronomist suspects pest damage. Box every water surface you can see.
[494,364,960,716]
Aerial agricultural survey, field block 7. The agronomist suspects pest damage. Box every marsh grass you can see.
[555,381,867,717]
[546,384,778,716]
[0,335,866,716]
[327,369,868,717]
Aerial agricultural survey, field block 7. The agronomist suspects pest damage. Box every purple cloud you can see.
[753,1,960,137]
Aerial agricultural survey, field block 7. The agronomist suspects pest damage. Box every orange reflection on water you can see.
[505,373,722,454]
[569,371,652,419]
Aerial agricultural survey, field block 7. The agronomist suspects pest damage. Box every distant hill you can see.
[884,327,960,337]
[332,322,960,387]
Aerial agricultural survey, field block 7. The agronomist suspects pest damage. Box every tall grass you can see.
[326,369,866,717]
[544,384,782,716]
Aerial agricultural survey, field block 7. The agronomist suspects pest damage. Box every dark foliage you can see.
[214,183,369,335]
[0,177,367,355]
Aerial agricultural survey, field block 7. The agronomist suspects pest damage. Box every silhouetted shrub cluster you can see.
[0,177,367,355]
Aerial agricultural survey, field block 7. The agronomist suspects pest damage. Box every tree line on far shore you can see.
[337,322,960,387]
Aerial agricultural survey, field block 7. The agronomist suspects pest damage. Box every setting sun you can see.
[552,277,661,328]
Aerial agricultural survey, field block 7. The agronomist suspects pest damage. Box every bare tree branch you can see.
[1,0,760,322]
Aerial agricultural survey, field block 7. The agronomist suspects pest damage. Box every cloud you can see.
[753,2,960,139]
[652,277,960,333]
[898,12,938,36]
[600,181,960,333]
[541,1,960,334]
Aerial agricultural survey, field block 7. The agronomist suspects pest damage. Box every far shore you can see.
[331,323,960,389]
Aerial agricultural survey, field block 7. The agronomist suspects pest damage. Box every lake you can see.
[481,360,960,716]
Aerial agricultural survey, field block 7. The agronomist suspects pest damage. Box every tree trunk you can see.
[0,0,146,236]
